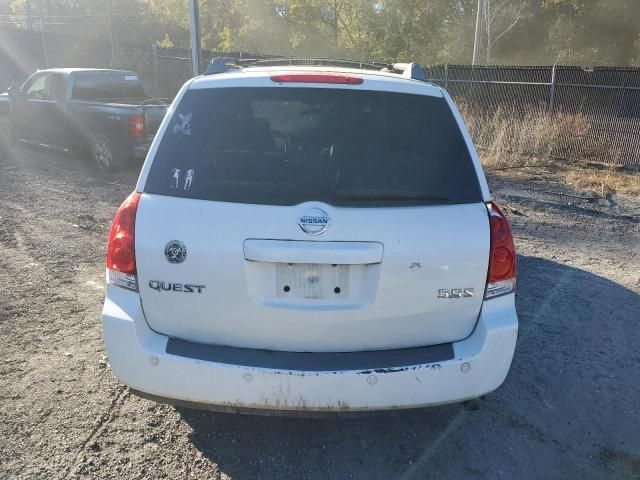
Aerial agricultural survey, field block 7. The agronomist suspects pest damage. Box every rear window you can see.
[144,87,482,206]
[71,72,146,100]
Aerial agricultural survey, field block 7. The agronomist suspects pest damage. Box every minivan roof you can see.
[189,65,444,97]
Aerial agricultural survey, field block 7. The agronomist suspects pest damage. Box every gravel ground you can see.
[0,145,639,480]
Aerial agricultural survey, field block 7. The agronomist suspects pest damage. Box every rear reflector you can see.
[270,73,364,85]
[108,269,138,292]
[128,114,145,138]
[106,192,141,291]
[485,202,517,299]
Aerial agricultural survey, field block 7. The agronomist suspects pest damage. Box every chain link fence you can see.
[139,47,274,99]
[425,65,640,167]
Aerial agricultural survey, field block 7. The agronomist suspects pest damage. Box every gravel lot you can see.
[1,145,639,479]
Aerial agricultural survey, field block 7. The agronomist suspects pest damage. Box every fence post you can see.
[152,44,159,91]
[444,63,449,91]
[548,62,557,116]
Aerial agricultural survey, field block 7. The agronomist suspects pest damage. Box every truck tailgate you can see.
[143,104,167,138]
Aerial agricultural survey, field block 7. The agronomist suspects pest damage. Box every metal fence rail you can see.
[425,65,640,166]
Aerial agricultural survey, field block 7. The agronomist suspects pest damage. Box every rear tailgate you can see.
[136,80,489,352]
[142,104,167,140]
[135,198,488,352]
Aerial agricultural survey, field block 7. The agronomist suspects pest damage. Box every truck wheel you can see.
[0,117,17,152]
[91,135,125,172]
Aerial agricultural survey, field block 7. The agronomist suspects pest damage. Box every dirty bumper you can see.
[102,287,518,412]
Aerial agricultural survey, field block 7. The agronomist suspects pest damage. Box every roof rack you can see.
[390,62,428,82]
[205,56,243,74]
[204,56,428,82]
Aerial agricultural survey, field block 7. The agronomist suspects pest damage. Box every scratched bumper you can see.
[102,286,518,412]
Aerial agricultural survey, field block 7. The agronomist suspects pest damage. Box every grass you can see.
[563,166,640,197]
[482,160,640,197]
[456,103,640,197]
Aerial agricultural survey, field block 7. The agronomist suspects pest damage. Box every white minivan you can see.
[102,59,518,414]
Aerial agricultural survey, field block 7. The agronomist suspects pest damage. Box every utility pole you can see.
[188,0,201,77]
[485,0,491,64]
[25,0,33,31]
[472,0,485,65]
[39,17,48,68]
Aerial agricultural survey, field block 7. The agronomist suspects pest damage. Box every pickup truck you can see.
[0,68,168,171]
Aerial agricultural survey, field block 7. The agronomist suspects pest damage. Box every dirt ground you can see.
[0,145,639,480]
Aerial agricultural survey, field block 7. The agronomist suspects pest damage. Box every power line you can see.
[0,13,151,19]
[0,20,148,25]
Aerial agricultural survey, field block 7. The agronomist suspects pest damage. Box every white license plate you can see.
[276,263,350,299]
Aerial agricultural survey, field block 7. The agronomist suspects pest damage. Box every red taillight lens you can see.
[106,192,140,291]
[485,202,517,299]
[270,73,364,85]
[128,114,145,138]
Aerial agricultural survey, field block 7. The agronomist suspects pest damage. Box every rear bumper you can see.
[102,286,518,413]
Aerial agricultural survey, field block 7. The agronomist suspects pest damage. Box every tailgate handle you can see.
[243,240,383,265]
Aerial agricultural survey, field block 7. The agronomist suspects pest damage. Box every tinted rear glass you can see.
[145,87,482,206]
[71,72,145,100]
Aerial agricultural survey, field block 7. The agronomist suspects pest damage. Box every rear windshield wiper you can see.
[334,189,454,203]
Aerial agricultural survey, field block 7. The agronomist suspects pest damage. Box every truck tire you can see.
[0,117,17,153]
[91,135,126,172]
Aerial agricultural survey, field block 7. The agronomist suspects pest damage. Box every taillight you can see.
[485,202,517,299]
[106,192,141,291]
[270,73,364,85]
[128,114,145,138]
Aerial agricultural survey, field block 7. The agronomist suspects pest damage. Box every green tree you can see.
[3,0,640,66]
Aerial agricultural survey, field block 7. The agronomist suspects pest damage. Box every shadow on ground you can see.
[1,143,140,184]
[176,256,640,480]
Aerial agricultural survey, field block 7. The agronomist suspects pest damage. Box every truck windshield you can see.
[71,72,146,100]
[144,87,482,206]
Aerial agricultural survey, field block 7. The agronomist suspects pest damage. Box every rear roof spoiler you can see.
[204,57,428,82]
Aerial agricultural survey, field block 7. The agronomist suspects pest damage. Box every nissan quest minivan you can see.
[102,58,518,414]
